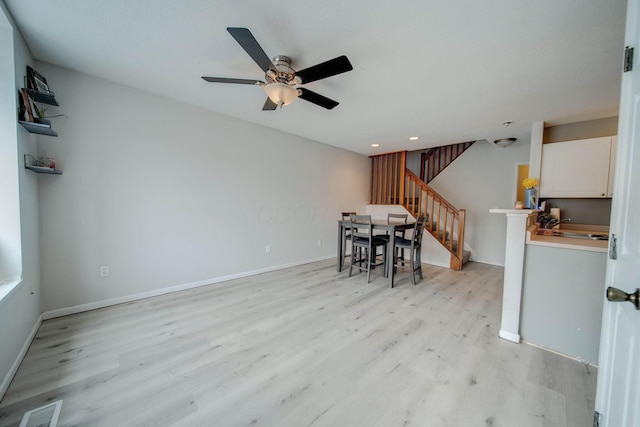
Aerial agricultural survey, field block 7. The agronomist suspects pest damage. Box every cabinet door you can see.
[539,137,611,198]
[608,135,617,197]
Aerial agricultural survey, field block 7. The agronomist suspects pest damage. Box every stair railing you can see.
[420,141,475,183]
[370,151,406,205]
[369,150,466,270]
[404,169,466,269]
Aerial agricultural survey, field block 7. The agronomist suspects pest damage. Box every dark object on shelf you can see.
[25,87,59,106]
[23,154,62,175]
[19,121,58,137]
[27,66,50,93]
[24,67,60,105]
[19,88,35,122]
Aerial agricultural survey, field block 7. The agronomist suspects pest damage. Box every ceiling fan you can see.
[202,27,353,110]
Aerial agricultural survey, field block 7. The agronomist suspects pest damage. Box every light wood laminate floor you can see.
[0,260,596,426]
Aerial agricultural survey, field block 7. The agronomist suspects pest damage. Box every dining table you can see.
[337,219,415,288]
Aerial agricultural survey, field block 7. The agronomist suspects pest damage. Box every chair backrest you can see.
[342,211,357,235]
[388,213,408,224]
[342,211,357,220]
[411,216,429,247]
[349,215,374,241]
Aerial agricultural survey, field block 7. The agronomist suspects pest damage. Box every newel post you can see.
[457,209,466,269]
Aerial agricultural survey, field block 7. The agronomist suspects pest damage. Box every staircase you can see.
[420,141,475,183]
[370,150,470,270]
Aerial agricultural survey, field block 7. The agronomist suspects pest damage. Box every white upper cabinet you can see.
[539,136,615,198]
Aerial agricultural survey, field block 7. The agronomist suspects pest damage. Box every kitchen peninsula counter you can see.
[526,223,609,253]
[489,208,607,364]
[521,222,607,364]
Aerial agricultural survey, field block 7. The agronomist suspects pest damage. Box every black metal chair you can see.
[392,215,429,286]
[349,215,388,283]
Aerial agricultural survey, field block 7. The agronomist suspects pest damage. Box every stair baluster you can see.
[420,141,475,184]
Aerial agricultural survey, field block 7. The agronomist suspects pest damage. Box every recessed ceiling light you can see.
[409,136,420,141]
[371,143,380,147]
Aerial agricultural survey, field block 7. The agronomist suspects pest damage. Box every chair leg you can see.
[366,247,372,283]
[410,247,416,286]
[349,245,355,277]
[393,247,399,274]
[382,244,388,278]
[391,246,397,287]
[342,236,348,265]
[417,246,423,280]
[365,248,370,275]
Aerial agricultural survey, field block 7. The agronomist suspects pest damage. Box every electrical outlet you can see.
[265,245,271,254]
[317,239,322,246]
[99,265,110,277]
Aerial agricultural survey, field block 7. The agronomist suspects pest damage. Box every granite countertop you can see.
[526,223,609,253]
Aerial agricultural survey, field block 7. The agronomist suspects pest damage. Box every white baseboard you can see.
[42,255,334,320]
[1,313,43,400]
[423,259,451,269]
[499,329,521,343]
[521,339,598,368]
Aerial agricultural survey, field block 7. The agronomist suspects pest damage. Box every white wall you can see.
[0,0,42,398]
[33,62,370,313]
[428,140,531,266]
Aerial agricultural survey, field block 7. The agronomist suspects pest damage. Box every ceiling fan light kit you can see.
[264,83,299,106]
[202,27,353,111]
[493,138,517,148]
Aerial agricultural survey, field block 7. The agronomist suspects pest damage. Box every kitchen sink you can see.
[537,230,609,240]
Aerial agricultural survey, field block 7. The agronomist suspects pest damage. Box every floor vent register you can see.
[19,400,62,427]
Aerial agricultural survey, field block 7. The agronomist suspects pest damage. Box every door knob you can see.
[606,287,640,310]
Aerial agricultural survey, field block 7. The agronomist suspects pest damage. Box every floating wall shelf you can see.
[19,121,58,137]
[23,154,62,175]
[25,165,63,175]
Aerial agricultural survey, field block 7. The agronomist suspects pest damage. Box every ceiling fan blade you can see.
[298,88,339,110]
[262,97,278,110]
[295,55,353,84]
[227,27,275,73]
[201,77,264,85]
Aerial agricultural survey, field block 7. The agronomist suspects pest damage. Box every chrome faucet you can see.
[543,218,572,229]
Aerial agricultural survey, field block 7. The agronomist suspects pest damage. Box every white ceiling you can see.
[5,0,627,155]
